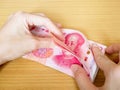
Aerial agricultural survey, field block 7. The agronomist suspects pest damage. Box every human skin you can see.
[0,11,63,65]
[71,44,120,90]
[0,11,120,90]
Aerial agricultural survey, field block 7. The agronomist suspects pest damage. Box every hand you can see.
[0,11,63,65]
[71,44,120,90]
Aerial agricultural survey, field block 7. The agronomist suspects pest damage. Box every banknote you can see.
[23,27,106,81]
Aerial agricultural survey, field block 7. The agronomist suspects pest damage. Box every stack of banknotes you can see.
[23,26,106,81]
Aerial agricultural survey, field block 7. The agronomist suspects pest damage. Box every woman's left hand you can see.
[0,11,63,65]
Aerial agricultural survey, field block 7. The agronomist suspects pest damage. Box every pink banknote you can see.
[23,27,106,81]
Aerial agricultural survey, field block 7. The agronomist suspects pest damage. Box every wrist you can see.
[0,37,13,65]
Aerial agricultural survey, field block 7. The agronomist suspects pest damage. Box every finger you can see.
[24,12,64,41]
[92,45,116,75]
[71,64,98,90]
[113,55,119,64]
[106,44,120,54]
[30,13,62,28]
[118,52,120,64]
[24,36,52,49]
[32,13,62,28]
[32,37,54,49]
[119,53,120,63]
[32,13,46,17]
[108,53,119,64]
[55,23,62,28]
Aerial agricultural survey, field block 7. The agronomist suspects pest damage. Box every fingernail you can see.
[71,64,78,73]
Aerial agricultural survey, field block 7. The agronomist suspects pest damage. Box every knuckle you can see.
[14,11,25,17]
[44,17,51,22]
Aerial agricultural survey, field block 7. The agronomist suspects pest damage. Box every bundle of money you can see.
[23,27,106,81]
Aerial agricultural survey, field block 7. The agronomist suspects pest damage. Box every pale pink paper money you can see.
[23,28,106,81]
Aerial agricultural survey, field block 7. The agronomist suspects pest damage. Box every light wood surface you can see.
[0,0,120,90]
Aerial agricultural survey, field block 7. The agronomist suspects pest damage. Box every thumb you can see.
[71,64,98,90]
[92,45,116,75]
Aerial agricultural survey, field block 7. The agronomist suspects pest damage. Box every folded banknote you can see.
[23,28,106,81]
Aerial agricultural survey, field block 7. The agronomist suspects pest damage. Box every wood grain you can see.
[0,0,120,90]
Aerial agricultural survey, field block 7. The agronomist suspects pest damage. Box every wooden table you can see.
[0,0,120,90]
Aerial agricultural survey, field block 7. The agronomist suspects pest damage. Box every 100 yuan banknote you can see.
[23,28,106,81]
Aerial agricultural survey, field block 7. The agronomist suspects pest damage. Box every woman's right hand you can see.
[71,44,120,90]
